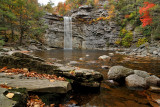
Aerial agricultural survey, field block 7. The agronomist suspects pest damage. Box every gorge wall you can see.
[43,3,121,50]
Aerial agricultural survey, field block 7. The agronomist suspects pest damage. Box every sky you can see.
[38,0,66,6]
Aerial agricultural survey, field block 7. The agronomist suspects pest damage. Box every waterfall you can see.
[64,17,72,49]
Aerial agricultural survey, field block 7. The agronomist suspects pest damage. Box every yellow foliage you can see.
[115,39,121,45]
[137,37,148,47]
[106,5,115,20]
[121,28,127,34]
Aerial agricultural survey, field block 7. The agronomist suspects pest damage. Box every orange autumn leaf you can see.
[0,67,7,72]
[20,51,30,53]
[125,15,130,18]
[0,67,66,81]
[0,84,11,89]
[50,79,55,82]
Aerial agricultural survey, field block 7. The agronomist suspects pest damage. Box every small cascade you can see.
[64,17,72,49]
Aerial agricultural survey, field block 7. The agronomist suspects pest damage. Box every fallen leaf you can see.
[20,51,30,53]
[50,80,55,82]
[50,104,55,107]
[0,84,10,89]
[0,66,7,72]
[6,93,14,99]
[70,71,75,76]
[46,62,52,65]
[34,104,40,107]
[23,68,28,72]
[8,87,12,89]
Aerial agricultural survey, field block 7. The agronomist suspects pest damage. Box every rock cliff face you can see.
[43,4,120,49]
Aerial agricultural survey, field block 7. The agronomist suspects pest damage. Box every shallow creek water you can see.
[32,49,160,107]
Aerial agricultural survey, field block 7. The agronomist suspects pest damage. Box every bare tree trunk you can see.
[11,22,14,41]
[20,28,23,45]
[19,12,23,46]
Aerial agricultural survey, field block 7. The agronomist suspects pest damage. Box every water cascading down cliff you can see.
[64,17,72,49]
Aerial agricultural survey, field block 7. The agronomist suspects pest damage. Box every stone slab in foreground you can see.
[0,73,71,94]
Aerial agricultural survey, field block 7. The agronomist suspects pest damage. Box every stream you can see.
[32,49,160,107]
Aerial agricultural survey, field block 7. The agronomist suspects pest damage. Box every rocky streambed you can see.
[0,48,160,106]
[0,51,103,106]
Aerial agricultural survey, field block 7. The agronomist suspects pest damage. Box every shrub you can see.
[104,3,107,9]
[115,39,121,45]
[153,26,160,40]
[119,28,127,37]
[142,26,152,37]
[122,34,133,47]
[87,0,94,6]
[137,37,148,47]
[0,40,5,46]
[119,30,133,47]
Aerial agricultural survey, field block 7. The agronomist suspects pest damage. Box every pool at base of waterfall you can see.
[32,49,160,106]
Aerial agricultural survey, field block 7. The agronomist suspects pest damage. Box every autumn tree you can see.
[139,2,155,27]
[0,0,46,45]
[0,0,17,41]
[44,0,54,13]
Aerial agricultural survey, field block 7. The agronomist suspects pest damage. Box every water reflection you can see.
[64,49,73,62]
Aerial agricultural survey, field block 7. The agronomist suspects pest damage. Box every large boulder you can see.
[58,66,103,87]
[146,75,160,86]
[125,74,147,89]
[108,66,134,80]
[134,70,150,78]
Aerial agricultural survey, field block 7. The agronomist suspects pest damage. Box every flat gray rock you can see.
[0,76,71,94]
